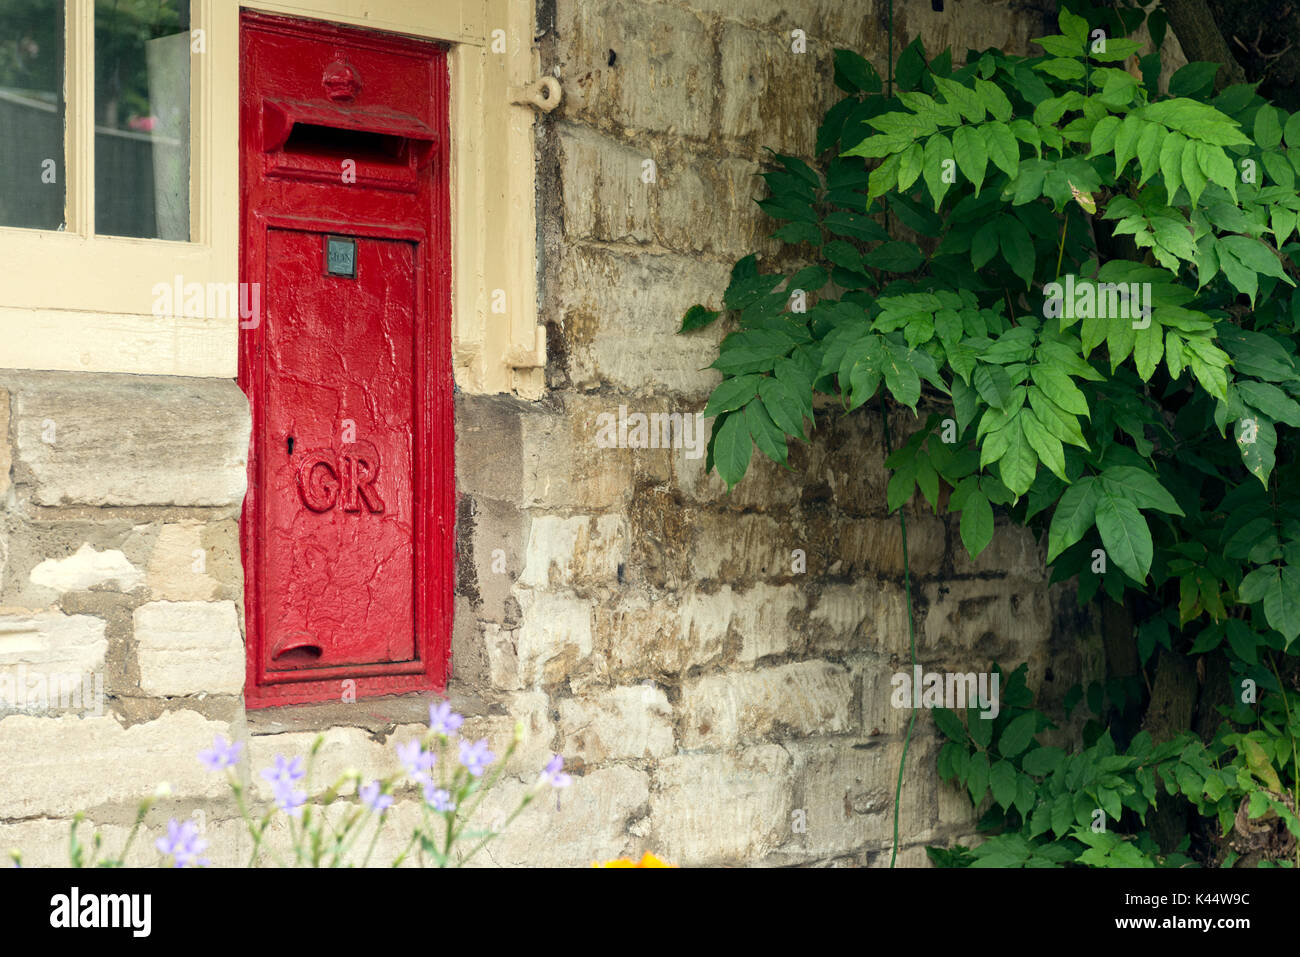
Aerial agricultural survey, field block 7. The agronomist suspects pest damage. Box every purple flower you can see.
[359,780,393,814]
[428,700,465,737]
[458,738,495,778]
[155,818,209,868]
[396,739,436,782]
[538,753,571,788]
[259,755,304,788]
[271,780,307,817]
[198,734,243,771]
[423,782,456,812]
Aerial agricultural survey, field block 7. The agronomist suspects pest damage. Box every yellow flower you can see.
[593,851,675,868]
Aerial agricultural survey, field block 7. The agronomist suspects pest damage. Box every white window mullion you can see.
[66,0,94,237]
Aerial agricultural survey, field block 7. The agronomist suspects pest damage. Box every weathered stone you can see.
[555,245,729,397]
[949,518,1046,581]
[675,437,803,510]
[0,611,107,693]
[519,514,626,589]
[144,523,223,600]
[133,601,243,697]
[833,512,949,579]
[918,579,1052,667]
[520,397,635,510]
[0,815,249,868]
[596,589,727,677]
[0,711,231,817]
[807,581,909,654]
[248,725,406,802]
[29,543,143,593]
[651,745,793,864]
[558,0,717,138]
[0,388,10,500]
[558,683,675,762]
[514,590,596,687]
[468,764,651,867]
[785,740,935,859]
[10,371,249,507]
[731,583,807,662]
[719,23,836,157]
[557,124,655,244]
[690,511,798,582]
[679,660,854,747]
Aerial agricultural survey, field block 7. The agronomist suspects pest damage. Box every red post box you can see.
[238,12,453,707]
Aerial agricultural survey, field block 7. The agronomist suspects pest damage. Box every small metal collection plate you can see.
[325,235,357,278]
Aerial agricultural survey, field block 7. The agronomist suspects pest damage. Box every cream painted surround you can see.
[0,0,546,398]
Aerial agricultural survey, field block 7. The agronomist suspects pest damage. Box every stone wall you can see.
[0,0,1104,867]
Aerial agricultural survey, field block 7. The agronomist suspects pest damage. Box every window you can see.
[0,0,67,230]
[94,0,192,240]
[0,0,193,238]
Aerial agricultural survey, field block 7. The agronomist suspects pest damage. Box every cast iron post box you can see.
[238,12,453,707]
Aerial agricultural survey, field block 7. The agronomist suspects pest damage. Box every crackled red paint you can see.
[239,12,453,707]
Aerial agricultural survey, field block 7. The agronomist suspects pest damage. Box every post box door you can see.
[239,12,452,707]
[261,228,417,669]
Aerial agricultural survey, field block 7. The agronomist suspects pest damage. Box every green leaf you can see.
[974,363,1014,410]
[1090,115,1121,156]
[968,750,991,804]
[702,374,763,418]
[1133,320,1163,381]
[1021,408,1067,481]
[1181,143,1209,207]
[923,133,956,210]
[833,49,883,94]
[1256,105,1284,150]
[998,216,1036,288]
[1094,490,1153,582]
[1099,466,1184,515]
[982,121,1020,178]
[679,304,721,333]
[1239,381,1300,427]
[1196,142,1237,201]
[1267,565,1300,645]
[953,124,989,195]
[997,415,1038,498]
[975,79,1014,123]
[744,396,788,465]
[896,142,924,192]
[864,241,924,273]
[960,489,995,559]
[1159,131,1186,204]
[1029,363,1089,416]
[1047,476,1099,562]
[712,412,753,489]
[882,339,922,410]
[933,707,967,742]
[757,376,807,438]
[1169,62,1219,99]
[1237,416,1277,486]
[1023,746,1065,777]
[998,713,1038,757]
[990,760,1018,810]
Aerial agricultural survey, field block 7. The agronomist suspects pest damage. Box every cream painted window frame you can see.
[0,0,545,398]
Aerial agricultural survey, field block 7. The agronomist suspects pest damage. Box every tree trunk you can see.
[1162,0,1248,90]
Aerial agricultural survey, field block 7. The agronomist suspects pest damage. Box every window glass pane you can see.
[95,0,190,240]
[0,1,67,230]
